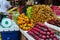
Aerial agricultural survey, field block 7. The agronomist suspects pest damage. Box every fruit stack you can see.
[27,23,59,40]
[26,7,33,18]
[17,13,34,30]
[47,18,60,27]
[51,6,60,15]
[31,5,57,23]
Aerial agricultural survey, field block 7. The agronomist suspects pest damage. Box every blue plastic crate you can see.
[1,31,19,40]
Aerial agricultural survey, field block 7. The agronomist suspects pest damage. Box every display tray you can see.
[19,25,60,40]
[44,16,60,32]
[44,22,60,38]
[19,29,35,40]
[44,22,60,32]
[0,20,19,32]
[44,16,60,38]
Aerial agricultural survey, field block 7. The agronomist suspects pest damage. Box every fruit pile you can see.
[26,7,33,18]
[51,6,60,15]
[31,5,57,23]
[17,13,34,30]
[47,18,60,27]
[27,23,59,40]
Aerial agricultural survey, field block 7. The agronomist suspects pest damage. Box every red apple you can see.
[47,32,50,35]
[37,23,44,27]
[39,30,44,34]
[53,38,57,40]
[36,25,41,29]
[50,35,54,38]
[31,30,39,35]
[46,35,50,39]
[33,27,40,32]
[41,39,45,40]
[50,31,54,35]
[42,35,46,39]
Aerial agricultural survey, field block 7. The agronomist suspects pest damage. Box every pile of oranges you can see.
[17,13,34,30]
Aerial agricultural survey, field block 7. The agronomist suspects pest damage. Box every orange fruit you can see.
[23,27,26,30]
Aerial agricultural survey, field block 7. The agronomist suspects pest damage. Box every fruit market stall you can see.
[6,0,60,40]
[15,5,60,40]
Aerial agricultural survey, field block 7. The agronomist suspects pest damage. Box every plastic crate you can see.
[1,31,19,40]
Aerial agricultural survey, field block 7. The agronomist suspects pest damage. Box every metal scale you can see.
[0,13,12,28]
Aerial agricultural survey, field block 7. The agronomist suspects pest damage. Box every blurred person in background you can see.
[0,0,11,15]
[38,0,45,4]
[19,0,26,14]
[52,0,60,6]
